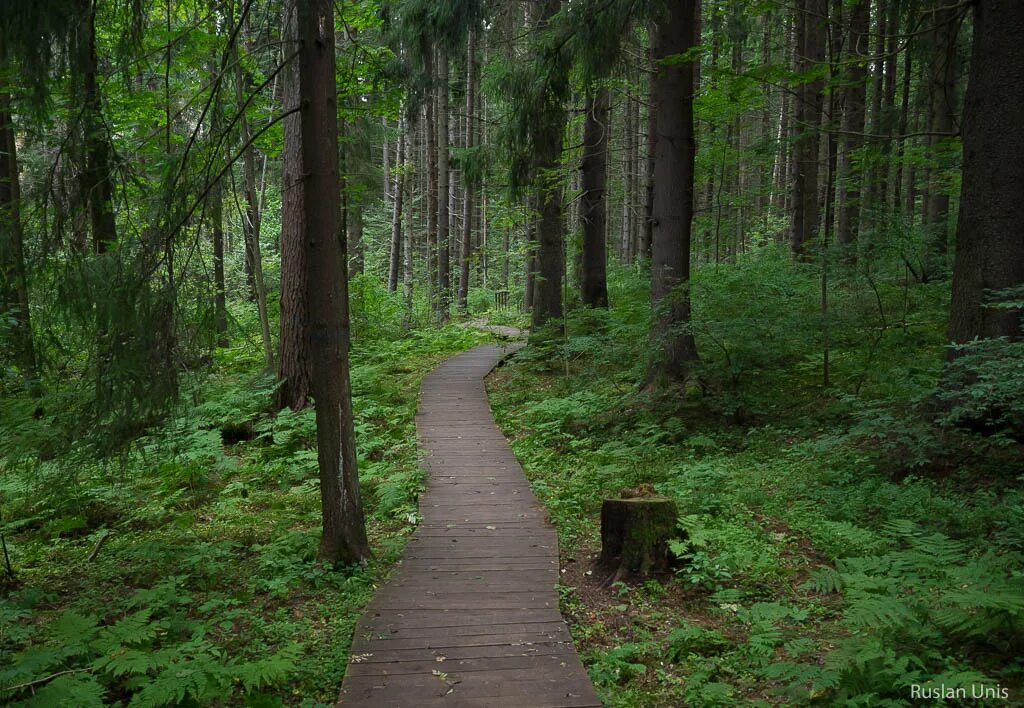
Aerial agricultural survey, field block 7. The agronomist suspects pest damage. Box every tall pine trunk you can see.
[921,1,961,272]
[436,47,451,322]
[837,0,869,251]
[276,0,309,411]
[948,0,1024,345]
[298,0,370,565]
[457,27,476,312]
[529,0,566,330]
[580,86,610,308]
[641,28,657,260]
[232,12,273,369]
[0,63,36,382]
[649,0,699,386]
[791,0,827,259]
[388,114,406,292]
[425,49,439,316]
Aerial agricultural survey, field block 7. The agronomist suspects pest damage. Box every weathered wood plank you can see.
[338,344,599,706]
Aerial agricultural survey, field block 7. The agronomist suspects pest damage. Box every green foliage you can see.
[489,254,1024,706]
[0,311,494,703]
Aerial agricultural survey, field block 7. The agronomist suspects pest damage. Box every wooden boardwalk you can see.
[339,344,600,707]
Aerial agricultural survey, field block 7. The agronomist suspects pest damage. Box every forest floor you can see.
[2,258,1023,707]
[488,354,1024,706]
[484,262,1024,706]
[0,324,492,706]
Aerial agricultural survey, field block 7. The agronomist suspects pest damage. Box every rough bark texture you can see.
[210,164,228,348]
[425,51,439,315]
[529,0,566,330]
[0,76,36,380]
[79,0,117,255]
[276,0,309,411]
[457,26,477,313]
[298,0,370,565]
[648,0,699,385]
[388,114,406,293]
[790,0,826,259]
[947,0,1024,345]
[599,497,679,579]
[436,47,451,322]
[837,0,869,250]
[580,87,609,308]
[922,0,960,266]
[620,93,636,263]
[641,29,657,260]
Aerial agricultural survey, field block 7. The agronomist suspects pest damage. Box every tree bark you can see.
[426,51,439,315]
[790,0,827,259]
[276,0,309,411]
[641,28,657,260]
[0,72,37,381]
[79,0,117,255]
[298,0,370,565]
[388,114,406,293]
[457,26,477,312]
[529,0,566,330]
[947,0,1024,346]
[437,47,451,322]
[648,0,699,386]
[921,0,961,271]
[580,86,610,308]
[837,0,870,251]
[233,15,273,370]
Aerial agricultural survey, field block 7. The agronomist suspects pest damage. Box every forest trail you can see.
[338,342,601,707]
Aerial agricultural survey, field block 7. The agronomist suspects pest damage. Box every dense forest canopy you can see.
[1,0,1022,704]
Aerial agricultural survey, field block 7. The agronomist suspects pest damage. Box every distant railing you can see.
[494,290,510,311]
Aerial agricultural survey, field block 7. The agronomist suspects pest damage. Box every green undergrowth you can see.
[0,313,489,706]
[488,250,1024,707]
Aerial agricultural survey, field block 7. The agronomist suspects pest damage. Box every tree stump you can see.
[598,495,679,582]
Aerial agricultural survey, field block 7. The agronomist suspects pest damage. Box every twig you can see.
[6,669,87,694]
[88,530,111,563]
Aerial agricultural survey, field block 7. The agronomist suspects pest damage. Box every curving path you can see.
[339,342,600,707]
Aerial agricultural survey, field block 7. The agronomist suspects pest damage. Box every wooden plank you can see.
[339,344,599,707]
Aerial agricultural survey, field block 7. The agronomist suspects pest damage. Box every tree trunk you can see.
[641,27,657,260]
[648,0,699,386]
[79,0,117,255]
[298,0,370,565]
[581,87,610,308]
[437,47,451,323]
[620,92,635,263]
[947,0,1024,346]
[458,26,477,312]
[524,197,537,312]
[210,158,228,349]
[233,20,273,370]
[529,0,566,330]
[426,53,439,315]
[276,0,308,411]
[791,0,827,259]
[0,73,37,381]
[894,1,915,211]
[837,0,870,251]
[921,1,961,271]
[388,114,406,293]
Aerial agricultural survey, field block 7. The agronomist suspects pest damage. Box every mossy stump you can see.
[598,496,679,582]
